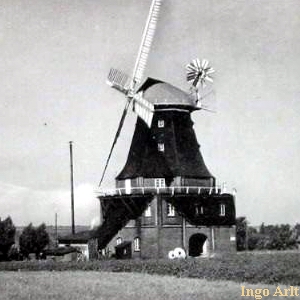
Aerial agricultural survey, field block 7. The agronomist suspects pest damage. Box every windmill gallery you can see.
[92,0,236,259]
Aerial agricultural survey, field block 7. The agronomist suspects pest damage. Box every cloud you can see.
[0,181,99,226]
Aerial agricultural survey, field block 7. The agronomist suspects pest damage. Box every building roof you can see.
[58,230,93,244]
[43,246,80,256]
[139,78,197,109]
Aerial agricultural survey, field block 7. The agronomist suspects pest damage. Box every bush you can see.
[1,251,300,285]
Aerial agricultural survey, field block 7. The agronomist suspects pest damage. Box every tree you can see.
[293,223,300,241]
[19,223,36,259]
[247,227,259,250]
[19,223,49,259]
[259,222,265,234]
[236,217,247,251]
[35,223,49,258]
[0,216,16,261]
[253,223,297,251]
[275,224,296,250]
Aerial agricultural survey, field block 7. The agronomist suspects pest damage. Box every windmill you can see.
[99,0,216,185]
[95,0,236,258]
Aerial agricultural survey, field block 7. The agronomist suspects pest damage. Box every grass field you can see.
[1,251,300,299]
[1,271,299,300]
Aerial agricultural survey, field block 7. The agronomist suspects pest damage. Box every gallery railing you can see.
[97,185,235,197]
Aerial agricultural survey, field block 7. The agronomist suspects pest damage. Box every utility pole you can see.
[55,212,58,247]
[69,141,75,235]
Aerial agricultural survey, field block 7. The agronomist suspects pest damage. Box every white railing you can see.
[96,185,231,197]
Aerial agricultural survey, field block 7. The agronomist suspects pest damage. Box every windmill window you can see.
[158,143,164,152]
[134,237,140,252]
[154,178,165,188]
[220,204,226,216]
[158,120,164,128]
[116,237,122,245]
[137,177,144,186]
[144,204,152,217]
[195,205,204,215]
[167,203,176,217]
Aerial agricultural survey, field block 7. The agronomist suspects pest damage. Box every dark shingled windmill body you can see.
[95,0,236,259]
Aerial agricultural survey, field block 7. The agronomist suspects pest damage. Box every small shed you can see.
[43,246,81,261]
[58,230,92,260]
[115,241,132,259]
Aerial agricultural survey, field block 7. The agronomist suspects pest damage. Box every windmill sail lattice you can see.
[131,0,162,89]
[106,68,130,93]
[133,92,154,128]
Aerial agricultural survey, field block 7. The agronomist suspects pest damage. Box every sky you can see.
[0,0,299,227]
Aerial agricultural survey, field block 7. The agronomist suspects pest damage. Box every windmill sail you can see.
[99,99,131,187]
[133,91,154,127]
[131,0,162,89]
[107,68,130,94]
[129,0,162,126]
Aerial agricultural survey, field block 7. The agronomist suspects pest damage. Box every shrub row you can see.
[0,251,299,285]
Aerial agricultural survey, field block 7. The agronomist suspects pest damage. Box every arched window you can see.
[116,237,122,245]
[134,237,140,252]
[144,203,152,217]
[167,203,175,217]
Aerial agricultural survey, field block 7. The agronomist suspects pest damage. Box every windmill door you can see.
[125,179,131,194]
[188,233,208,257]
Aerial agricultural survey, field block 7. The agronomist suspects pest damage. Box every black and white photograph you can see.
[0,0,299,299]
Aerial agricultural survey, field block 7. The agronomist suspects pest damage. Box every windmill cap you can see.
[138,78,198,110]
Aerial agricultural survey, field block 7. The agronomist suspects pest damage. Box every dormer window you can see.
[220,204,226,216]
[158,143,164,152]
[158,120,164,128]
